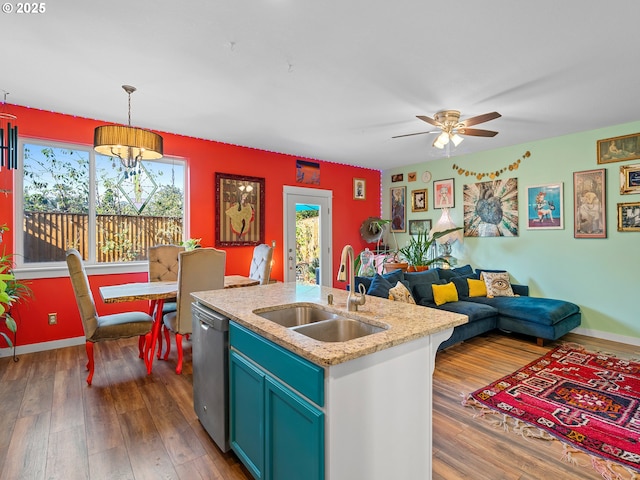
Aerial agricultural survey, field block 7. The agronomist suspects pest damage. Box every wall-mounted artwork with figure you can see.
[215,172,265,246]
[390,186,406,232]
[463,178,518,237]
[527,183,563,230]
[573,169,606,239]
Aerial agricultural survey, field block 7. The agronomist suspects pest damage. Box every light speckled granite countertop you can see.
[191,282,468,367]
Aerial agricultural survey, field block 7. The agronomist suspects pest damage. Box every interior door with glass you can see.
[283,187,332,286]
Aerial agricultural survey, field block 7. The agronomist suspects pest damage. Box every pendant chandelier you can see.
[94,85,163,175]
[0,91,18,171]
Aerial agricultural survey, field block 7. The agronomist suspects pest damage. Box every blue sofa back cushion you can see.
[437,264,474,280]
[367,273,411,299]
[413,279,446,303]
[450,274,480,297]
[404,268,439,290]
[354,268,404,293]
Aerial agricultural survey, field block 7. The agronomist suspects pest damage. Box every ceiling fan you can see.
[392,110,501,149]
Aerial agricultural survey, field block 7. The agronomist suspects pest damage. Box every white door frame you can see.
[283,186,333,286]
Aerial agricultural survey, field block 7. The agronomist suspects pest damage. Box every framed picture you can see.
[620,164,640,194]
[296,159,320,185]
[390,186,406,232]
[433,178,455,208]
[617,202,640,231]
[463,178,519,237]
[526,183,563,229]
[409,219,432,236]
[391,173,403,183]
[408,172,417,182]
[597,133,640,164]
[353,178,366,200]
[411,189,428,212]
[573,168,606,238]
[215,172,265,246]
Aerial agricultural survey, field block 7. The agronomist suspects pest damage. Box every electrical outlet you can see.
[48,313,57,325]
[271,240,276,248]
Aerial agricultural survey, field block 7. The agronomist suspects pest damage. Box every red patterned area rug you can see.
[464,344,640,479]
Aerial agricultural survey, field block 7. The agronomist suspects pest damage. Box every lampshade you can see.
[450,133,464,147]
[93,85,163,172]
[430,208,463,244]
[94,125,163,167]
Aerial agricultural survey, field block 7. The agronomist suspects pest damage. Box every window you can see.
[17,140,186,273]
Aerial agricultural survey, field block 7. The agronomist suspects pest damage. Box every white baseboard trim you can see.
[0,336,86,358]
[572,327,640,347]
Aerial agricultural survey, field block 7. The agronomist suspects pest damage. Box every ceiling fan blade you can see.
[458,128,499,137]
[416,115,440,127]
[391,131,437,139]
[460,111,501,127]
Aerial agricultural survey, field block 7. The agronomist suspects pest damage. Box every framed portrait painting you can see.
[573,169,606,238]
[433,178,455,208]
[353,178,366,200]
[215,172,265,246]
[390,186,406,232]
[597,133,640,164]
[617,202,640,231]
[620,164,640,195]
[526,183,563,230]
[411,189,428,212]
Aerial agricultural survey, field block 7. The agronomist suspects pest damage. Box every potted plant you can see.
[357,217,408,274]
[0,252,33,348]
[397,227,462,271]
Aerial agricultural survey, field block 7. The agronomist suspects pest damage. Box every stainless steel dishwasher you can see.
[191,301,230,452]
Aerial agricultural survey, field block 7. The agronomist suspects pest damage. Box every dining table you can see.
[99,275,260,373]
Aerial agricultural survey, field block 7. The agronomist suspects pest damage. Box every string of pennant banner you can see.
[452,150,531,180]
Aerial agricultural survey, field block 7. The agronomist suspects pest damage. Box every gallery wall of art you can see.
[382,120,640,345]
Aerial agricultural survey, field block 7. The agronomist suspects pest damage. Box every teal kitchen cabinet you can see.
[229,322,325,480]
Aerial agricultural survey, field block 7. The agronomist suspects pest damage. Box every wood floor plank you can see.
[88,445,135,480]
[0,412,50,480]
[45,425,89,480]
[50,365,84,434]
[83,386,125,456]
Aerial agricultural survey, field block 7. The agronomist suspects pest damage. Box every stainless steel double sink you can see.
[253,304,387,342]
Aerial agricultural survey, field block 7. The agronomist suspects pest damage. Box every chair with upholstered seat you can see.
[66,249,153,385]
[249,243,274,285]
[162,247,226,374]
[148,244,185,314]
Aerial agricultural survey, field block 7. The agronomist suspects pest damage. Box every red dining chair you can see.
[162,248,226,374]
[66,249,154,385]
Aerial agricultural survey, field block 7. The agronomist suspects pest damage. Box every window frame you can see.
[14,137,188,279]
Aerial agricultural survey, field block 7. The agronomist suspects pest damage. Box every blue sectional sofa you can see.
[354,265,581,350]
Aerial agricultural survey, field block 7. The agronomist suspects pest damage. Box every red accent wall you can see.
[0,105,381,348]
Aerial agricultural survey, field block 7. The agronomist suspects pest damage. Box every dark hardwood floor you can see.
[0,331,637,479]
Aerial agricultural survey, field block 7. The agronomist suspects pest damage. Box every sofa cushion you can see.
[433,282,459,306]
[404,268,439,290]
[422,299,498,323]
[413,279,445,304]
[465,296,580,326]
[481,271,516,297]
[388,281,416,304]
[355,268,404,293]
[367,274,394,298]
[468,278,487,297]
[437,264,474,280]
[450,274,479,297]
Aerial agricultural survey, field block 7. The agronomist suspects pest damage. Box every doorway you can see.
[283,187,332,286]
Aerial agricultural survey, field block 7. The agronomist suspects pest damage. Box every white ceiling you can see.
[3,0,639,171]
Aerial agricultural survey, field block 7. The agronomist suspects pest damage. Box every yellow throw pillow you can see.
[432,282,459,306]
[467,278,487,297]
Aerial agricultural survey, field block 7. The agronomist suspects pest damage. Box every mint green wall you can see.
[382,121,640,344]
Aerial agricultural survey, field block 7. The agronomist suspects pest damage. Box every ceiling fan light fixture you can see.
[450,133,464,147]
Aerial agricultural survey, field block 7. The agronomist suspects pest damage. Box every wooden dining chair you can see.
[162,248,226,374]
[65,249,154,385]
[249,243,274,285]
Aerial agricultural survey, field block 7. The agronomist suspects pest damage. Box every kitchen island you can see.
[192,282,467,480]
